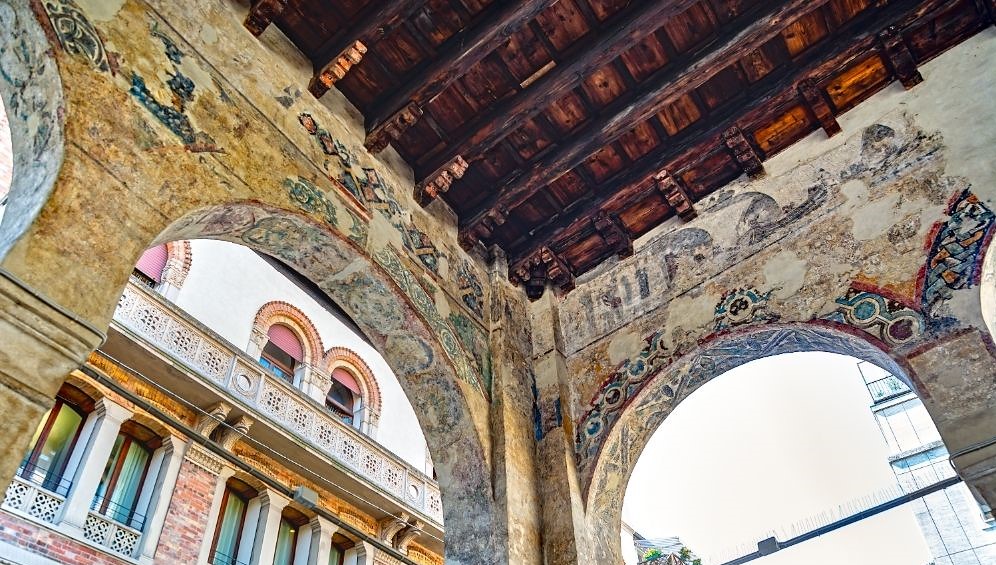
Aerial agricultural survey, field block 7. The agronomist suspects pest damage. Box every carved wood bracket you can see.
[244,0,288,37]
[655,170,697,221]
[723,126,764,177]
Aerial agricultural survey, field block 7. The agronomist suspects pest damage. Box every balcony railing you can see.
[113,281,443,523]
[866,374,912,403]
[2,475,66,524]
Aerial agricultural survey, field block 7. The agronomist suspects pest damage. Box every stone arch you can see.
[150,202,497,563]
[584,322,920,562]
[161,240,193,290]
[251,300,325,368]
[979,237,996,339]
[324,346,382,420]
[0,1,66,259]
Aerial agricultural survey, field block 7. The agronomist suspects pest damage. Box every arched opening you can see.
[327,367,360,426]
[621,352,945,564]
[259,323,304,384]
[0,1,66,259]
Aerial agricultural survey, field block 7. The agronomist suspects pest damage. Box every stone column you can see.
[343,540,374,565]
[0,269,105,489]
[307,516,338,565]
[529,291,594,565]
[60,398,132,533]
[137,435,187,563]
[487,248,543,565]
[249,489,291,565]
[907,329,996,512]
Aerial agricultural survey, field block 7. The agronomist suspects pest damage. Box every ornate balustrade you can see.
[113,281,443,523]
[83,511,142,557]
[2,475,66,524]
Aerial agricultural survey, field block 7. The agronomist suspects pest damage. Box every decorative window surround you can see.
[112,281,443,524]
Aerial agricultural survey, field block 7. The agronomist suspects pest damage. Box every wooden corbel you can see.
[244,0,288,36]
[723,126,764,178]
[655,170,697,221]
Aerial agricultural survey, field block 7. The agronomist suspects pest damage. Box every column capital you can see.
[183,442,230,476]
[93,396,132,424]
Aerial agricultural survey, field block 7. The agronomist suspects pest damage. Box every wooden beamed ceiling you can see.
[247,0,995,298]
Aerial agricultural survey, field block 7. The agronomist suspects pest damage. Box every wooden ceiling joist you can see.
[245,0,288,36]
[460,0,831,243]
[308,1,425,98]
[413,0,702,202]
[363,0,561,154]
[503,0,951,269]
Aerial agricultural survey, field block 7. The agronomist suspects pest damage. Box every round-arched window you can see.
[260,324,304,383]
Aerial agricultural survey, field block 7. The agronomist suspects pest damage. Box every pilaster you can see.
[137,435,187,563]
[0,269,105,487]
[250,489,291,565]
[308,515,338,565]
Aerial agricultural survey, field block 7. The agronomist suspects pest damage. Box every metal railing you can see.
[865,374,912,403]
[113,280,443,523]
[15,462,74,497]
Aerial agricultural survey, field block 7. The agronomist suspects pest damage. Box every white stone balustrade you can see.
[113,281,443,524]
[2,476,66,524]
[83,511,142,557]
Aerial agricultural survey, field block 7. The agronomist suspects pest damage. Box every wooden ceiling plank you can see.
[416,0,700,200]
[501,0,953,265]
[364,0,562,154]
[309,0,426,98]
[463,0,832,238]
[245,0,289,36]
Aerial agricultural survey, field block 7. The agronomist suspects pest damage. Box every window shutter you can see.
[332,368,361,395]
[135,245,169,283]
[267,324,304,362]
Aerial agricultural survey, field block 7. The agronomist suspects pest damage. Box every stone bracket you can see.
[378,512,410,542]
[394,520,424,554]
[218,415,254,451]
[879,26,923,89]
[244,0,288,37]
[798,78,842,137]
[308,41,368,98]
[655,170,697,221]
[193,402,231,437]
[723,126,764,177]
[364,102,423,154]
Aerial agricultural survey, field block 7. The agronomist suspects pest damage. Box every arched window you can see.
[19,384,94,495]
[260,324,304,383]
[273,506,309,565]
[133,244,169,289]
[326,368,360,426]
[210,478,257,565]
[92,420,162,530]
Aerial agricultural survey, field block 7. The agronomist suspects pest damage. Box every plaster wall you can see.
[171,238,431,472]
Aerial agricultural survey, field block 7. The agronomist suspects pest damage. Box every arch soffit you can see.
[157,203,498,558]
[582,322,915,559]
[325,346,382,415]
[252,300,325,366]
[0,1,67,260]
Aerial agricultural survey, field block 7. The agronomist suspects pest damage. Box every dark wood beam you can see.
[244,0,288,36]
[723,126,764,177]
[462,0,833,239]
[798,78,842,137]
[308,1,426,98]
[502,0,950,267]
[878,27,923,89]
[363,0,561,153]
[593,212,633,258]
[414,0,702,199]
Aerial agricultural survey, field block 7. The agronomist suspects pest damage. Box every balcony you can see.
[865,374,912,404]
[111,281,443,525]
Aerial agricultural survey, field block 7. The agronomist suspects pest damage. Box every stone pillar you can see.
[301,367,332,404]
[343,540,374,565]
[529,291,594,565]
[137,435,186,563]
[60,398,132,533]
[250,489,291,565]
[307,516,338,565]
[487,248,543,565]
[0,269,105,489]
[906,329,996,512]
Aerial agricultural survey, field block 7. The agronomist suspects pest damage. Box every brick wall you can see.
[153,456,218,564]
[0,511,130,565]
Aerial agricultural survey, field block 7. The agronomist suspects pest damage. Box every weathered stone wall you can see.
[0,2,499,561]
[565,28,996,562]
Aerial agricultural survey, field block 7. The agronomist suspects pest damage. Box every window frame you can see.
[19,385,93,495]
[260,339,298,383]
[209,479,255,565]
[93,421,161,529]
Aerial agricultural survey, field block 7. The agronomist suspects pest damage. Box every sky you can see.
[622,352,933,565]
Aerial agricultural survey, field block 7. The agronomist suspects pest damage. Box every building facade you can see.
[864,363,996,565]
[0,239,443,565]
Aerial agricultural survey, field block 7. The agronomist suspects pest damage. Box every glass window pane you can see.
[273,518,297,565]
[213,491,246,565]
[328,544,343,565]
[21,403,83,494]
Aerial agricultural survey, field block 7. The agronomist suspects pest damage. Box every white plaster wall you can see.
[874,397,943,455]
[169,239,431,472]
